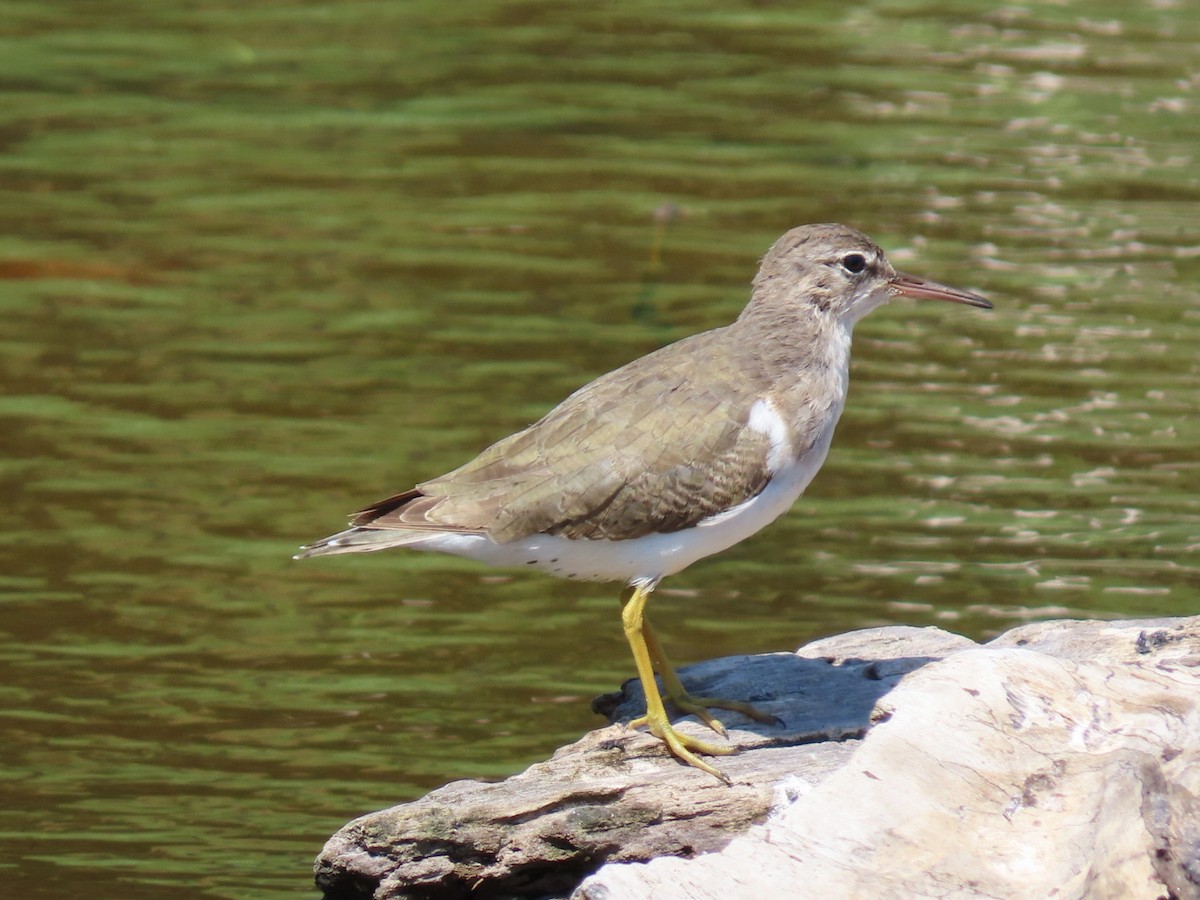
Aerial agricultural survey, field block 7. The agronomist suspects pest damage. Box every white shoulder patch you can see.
[747,397,792,473]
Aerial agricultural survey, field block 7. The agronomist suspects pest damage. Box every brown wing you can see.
[356,329,779,542]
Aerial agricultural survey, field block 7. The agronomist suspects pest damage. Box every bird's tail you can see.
[293,526,430,560]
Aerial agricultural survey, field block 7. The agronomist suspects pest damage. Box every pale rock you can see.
[315,616,1200,900]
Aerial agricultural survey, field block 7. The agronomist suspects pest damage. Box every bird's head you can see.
[749,223,991,329]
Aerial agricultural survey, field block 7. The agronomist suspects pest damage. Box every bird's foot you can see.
[626,692,778,782]
[625,711,736,783]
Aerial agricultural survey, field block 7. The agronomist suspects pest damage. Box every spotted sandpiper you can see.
[297,223,992,781]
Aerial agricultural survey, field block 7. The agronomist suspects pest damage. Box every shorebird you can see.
[297,223,992,781]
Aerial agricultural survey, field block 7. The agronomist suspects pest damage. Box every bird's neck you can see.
[729,287,855,461]
[733,289,854,386]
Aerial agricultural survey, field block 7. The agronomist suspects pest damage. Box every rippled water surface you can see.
[1,1,1197,896]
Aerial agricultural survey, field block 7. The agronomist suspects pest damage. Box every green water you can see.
[1,1,1197,896]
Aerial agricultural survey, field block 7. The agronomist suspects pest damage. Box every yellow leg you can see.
[642,616,778,734]
[619,582,733,782]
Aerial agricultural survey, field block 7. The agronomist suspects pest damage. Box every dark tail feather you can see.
[351,489,424,526]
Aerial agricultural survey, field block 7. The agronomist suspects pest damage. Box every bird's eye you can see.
[841,253,868,274]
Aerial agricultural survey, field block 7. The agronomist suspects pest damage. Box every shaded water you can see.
[1,1,1197,896]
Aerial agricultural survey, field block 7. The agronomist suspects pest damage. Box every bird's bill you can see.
[889,272,993,309]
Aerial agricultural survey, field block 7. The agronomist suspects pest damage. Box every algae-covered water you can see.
[1,2,1197,896]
